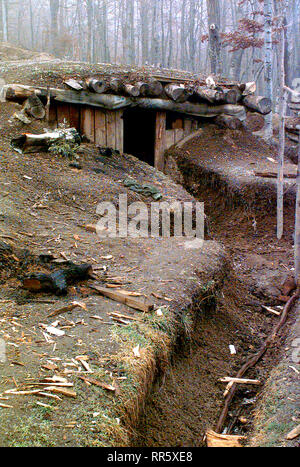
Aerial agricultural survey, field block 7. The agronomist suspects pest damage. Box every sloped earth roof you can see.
[0,59,238,90]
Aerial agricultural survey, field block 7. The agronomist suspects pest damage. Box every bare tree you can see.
[49,0,60,56]
[206,0,221,74]
[264,0,273,142]
[276,0,288,240]
[1,0,8,42]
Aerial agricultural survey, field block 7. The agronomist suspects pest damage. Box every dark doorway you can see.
[123,109,156,166]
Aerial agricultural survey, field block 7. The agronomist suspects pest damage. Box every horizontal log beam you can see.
[135,98,247,120]
[2,84,248,119]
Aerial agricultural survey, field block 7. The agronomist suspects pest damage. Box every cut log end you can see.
[243,95,272,115]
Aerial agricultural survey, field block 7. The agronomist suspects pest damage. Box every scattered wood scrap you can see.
[219,377,260,385]
[215,289,300,434]
[78,224,97,233]
[205,430,246,448]
[22,263,93,295]
[78,376,116,392]
[0,403,13,408]
[48,301,87,318]
[261,305,281,316]
[89,285,154,312]
[43,387,77,398]
[286,424,300,440]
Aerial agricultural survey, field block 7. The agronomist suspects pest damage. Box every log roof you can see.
[1,61,271,119]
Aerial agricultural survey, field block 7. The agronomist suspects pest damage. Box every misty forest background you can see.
[0,0,299,102]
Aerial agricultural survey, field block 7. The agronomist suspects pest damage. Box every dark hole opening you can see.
[123,108,156,166]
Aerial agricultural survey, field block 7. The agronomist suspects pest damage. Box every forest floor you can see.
[0,97,299,446]
[0,100,227,447]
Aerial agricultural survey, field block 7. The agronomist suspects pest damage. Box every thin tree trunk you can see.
[295,139,300,283]
[1,0,8,42]
[49,0,60,56]
[277,6,288,240]
[264,0,273,141]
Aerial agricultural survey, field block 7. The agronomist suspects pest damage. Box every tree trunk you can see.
[294,140,300,282]
[277,4,288,240]
[264,0,273,141]
[206,0,221,74]
[49,0,60,57]
[1,0,8,42]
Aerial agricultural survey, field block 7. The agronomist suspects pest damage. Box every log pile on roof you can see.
[2,77,271,123]
[0,62,272,124]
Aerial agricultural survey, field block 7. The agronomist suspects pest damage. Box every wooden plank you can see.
[48,103,57,128]
[56,103,70,126]
[172,118,183,129]
[115,110,124,152]
[174,128,184,144]
[81,106,95,142]
[184,118,192,137]
[95,109,107,146]
[106,110,116,148]
[165,130,175,149]
[89,285,154,313]
[69,105,80,130]
[154,111,166,171]
[191,119,198,131]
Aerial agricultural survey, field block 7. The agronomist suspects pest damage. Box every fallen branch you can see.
[215,290,300,434]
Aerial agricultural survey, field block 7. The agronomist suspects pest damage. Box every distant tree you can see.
[49,0,60,56]
[206,0,221,74]
[276,0,288,240]
[264,0,273,142]
[1,0,8,42]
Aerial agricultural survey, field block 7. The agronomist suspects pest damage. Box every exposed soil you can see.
[134,124,299,447]
[0,82,299,447]
[0,100,225,447]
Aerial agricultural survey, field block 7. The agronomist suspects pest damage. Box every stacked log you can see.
[86,78,108,94]
[2,74,271,121]
[194,85,224,104]
[215,115,244,130]
[242,95,272,115]
[285,116,300,144]
[164,84,190,103]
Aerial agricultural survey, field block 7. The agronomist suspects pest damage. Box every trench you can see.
[132,151,296,447]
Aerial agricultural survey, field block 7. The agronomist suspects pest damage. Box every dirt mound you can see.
[0,42,53,62]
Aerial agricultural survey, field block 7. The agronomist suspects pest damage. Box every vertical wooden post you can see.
[81,106,95,142]
[57,103,70,126]
[115,110,124,153]
[154,111,166,171]
[106,110,116,148]
[95,109,107,146]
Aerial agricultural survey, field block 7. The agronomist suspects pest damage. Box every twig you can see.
[215,290,300,434]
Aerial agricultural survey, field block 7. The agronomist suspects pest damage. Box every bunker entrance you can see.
[123,108,156,166]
